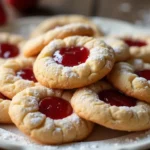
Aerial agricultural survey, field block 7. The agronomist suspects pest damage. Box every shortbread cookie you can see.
[115,34,150,62]
[99,37,130,62]
[107,60,150,103]
[0,58,36,99]
[23,23,96,57]
[34,36,115,89]
[0,93,12,123]
[9,86,94,144]
[30,15,103,38]
[71,80,150,131]
[0,32,25,65]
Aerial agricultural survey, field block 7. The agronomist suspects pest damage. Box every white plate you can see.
[0,16,150,150]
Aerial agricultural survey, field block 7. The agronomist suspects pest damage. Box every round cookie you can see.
[23,23,95,57]
[115,34,150,62]
[107,60,150,103]
[99,37,130,62]
[9,86,94,144]
[34,36,115,89]
[0,32,25,65]
[0,93,12,123]
[71,80,150,131]
[0,58,36,99]
[30,15,103,38]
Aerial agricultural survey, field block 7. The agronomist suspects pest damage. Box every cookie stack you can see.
[1,15,150,145]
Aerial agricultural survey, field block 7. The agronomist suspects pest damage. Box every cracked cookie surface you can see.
[71,80,150,131]
[9,86,94,144]
[33,36,115,89]
[107,60,150,103]
[0,58,36,99]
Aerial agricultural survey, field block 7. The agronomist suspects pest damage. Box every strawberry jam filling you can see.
[0,92,9,100]
[98,89,137,107]
[123,38,147,47]
[16,68,37,82]
[53,46,89,67]
[39,97,73,119]
[135,70,150,80]
[0,43,19,58]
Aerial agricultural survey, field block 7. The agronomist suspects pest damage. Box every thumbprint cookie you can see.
[34,36,115,89]
[9,86,94,144]
[0,32,25,65]
[0,58,36,99]
[71,80,150,131]
[107,60,150,103]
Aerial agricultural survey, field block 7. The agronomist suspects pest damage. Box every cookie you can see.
[71,80,150,131]
[0,93,12,123]
[99,37,130,62]
[107,60,150,103]
[0,58,36,99]
[115,34,150,62]
[9,86,94,144]
[23,23,96,57]
[33,36,115,89]
[0,32,25,65]
[30,15,103,38]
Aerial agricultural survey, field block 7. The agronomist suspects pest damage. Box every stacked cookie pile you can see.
[0,15,150,145]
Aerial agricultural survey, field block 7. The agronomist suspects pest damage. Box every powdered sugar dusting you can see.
[88,47,103,61]
[119,106,130,111]
[25,96,37,106]
[71,114,80,125]
[28,113,44,125]
[44,59,61,76]
[62,67,77,78]
[44,59,54,67]
[0,128,32,144]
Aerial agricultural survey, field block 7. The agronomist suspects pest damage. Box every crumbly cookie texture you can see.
[71,80,150,131]
[99,37,130,62]
[0,32,25,65]
[9,86,94,144]
[34,36,115,89]
[30,15,103,38]
[107,60,150,103]
[0,58,36,99]
[23,23,95,57]
[115,34,150,62]
[0,97,12,123]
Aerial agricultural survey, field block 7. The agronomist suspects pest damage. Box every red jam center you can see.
[123,38,147,47]
[16,68,37,82]
[98,89,137,107]
[0,92,9,100]
[53,46,89,67]
[135,70,150,80]
[0,43,19,58]
[39,97,73,119]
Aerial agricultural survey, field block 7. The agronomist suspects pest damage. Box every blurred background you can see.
[1,0,150,27]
